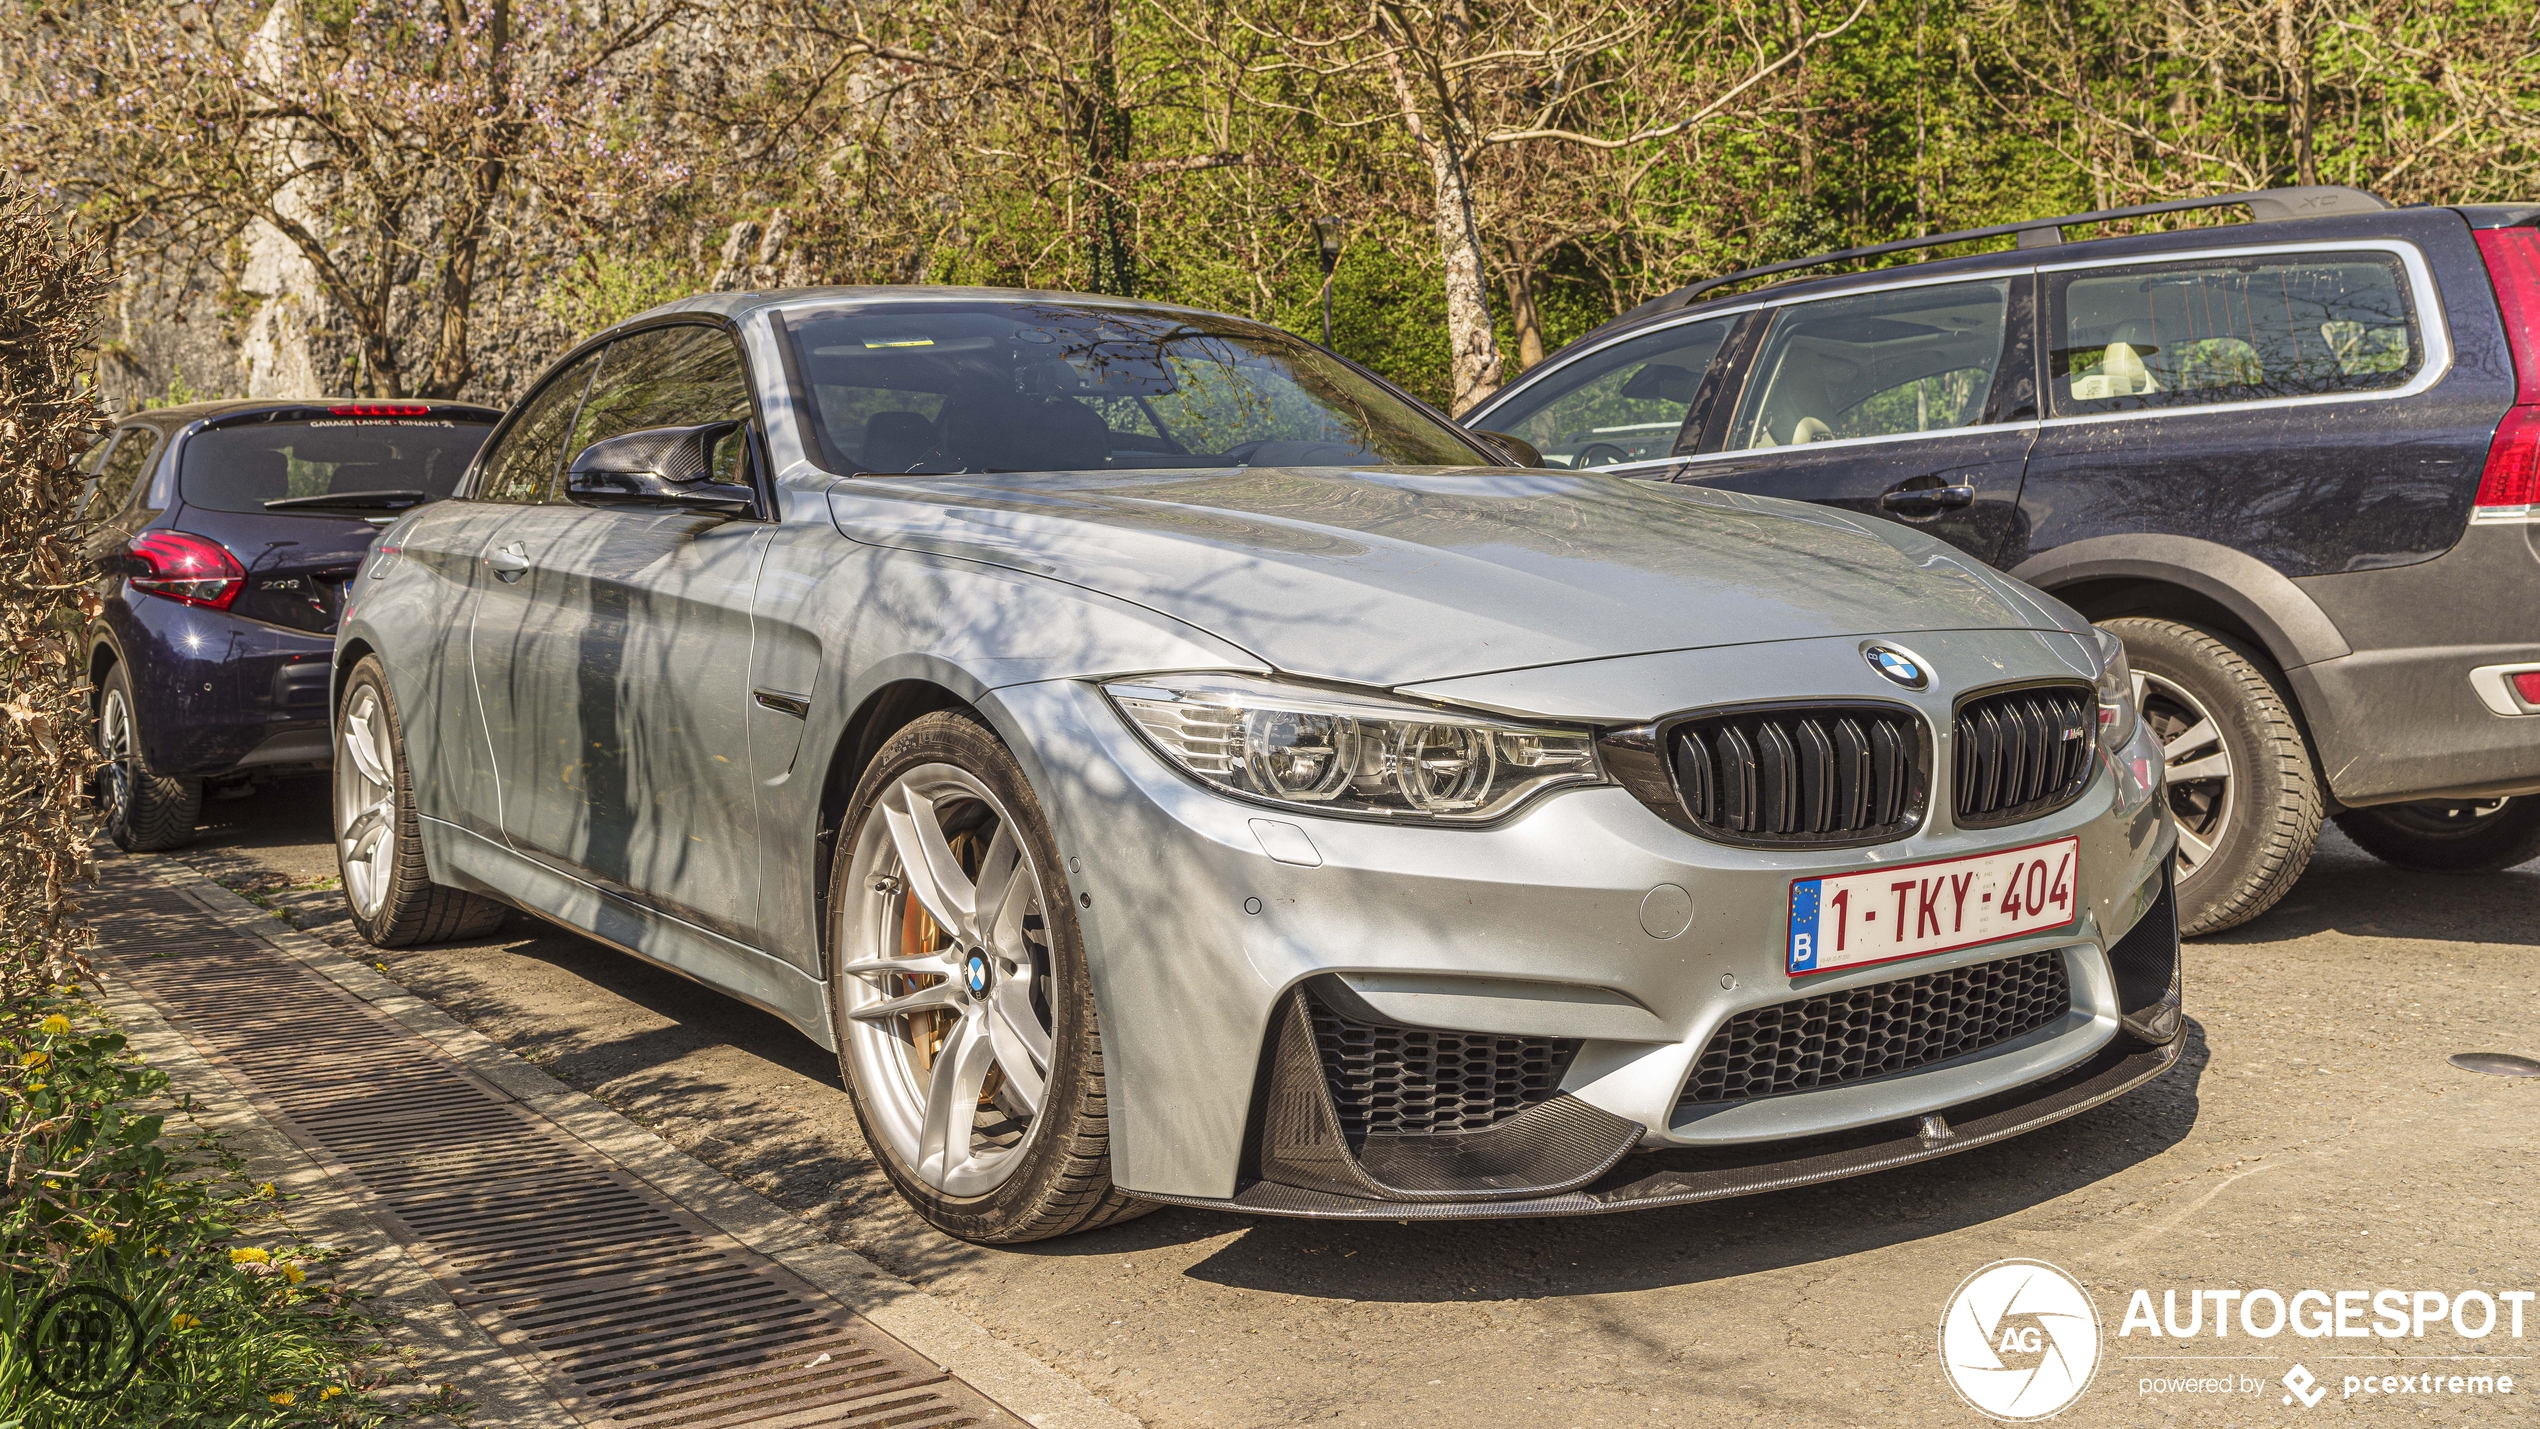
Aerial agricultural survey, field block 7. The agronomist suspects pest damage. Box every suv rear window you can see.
[2048,253,2420,413]
[179,419,491,514]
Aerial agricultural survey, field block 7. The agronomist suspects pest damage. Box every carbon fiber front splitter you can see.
[1134,1037,2181,1222]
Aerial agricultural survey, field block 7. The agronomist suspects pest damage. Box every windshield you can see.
[179,419,491,515]
[783,301,1489,474]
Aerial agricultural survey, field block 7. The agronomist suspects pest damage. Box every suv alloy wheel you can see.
[2333,797,2540,874]
[2102,618,2323,936]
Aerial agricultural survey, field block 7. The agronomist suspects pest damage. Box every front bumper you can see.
[989,627,2180,1210]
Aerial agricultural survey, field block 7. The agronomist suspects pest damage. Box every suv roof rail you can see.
[1622,184,2393,324]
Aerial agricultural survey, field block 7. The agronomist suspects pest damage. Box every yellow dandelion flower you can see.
[269,1390,295,1407]
[229,1246,270,1265]
[21,1051,48,1071]
[88,1226,114,1245]
[26,1082,44,1093]
[256,1182,276,1199]
[283,1263,305,1285]
[319,1386,343,1401]
[172,1312,200,1330]
[39,1014,70,1035]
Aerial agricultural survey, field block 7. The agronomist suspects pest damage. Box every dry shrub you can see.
[0,181,109,1009]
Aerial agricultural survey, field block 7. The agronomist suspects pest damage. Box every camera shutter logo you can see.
[24,1284,142,1400]
[1939,1259,2102,1421]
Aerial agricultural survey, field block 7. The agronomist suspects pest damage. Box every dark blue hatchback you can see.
[81,399,497,849]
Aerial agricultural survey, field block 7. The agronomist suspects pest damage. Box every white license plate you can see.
[1787,837,2080,976]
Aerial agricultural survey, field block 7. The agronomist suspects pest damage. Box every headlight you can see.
[2094,627,2139,753]
[1103,673,1604,823]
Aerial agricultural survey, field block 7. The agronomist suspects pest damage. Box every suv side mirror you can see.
[1468,429,1547,468]
[564,422,758,516]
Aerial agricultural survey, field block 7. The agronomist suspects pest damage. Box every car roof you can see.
[115,398,502,434]
[1558,184,2491,353]
[611,285,1254,337]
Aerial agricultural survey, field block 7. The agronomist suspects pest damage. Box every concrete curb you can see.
[125,853,1142,1429]
[93,939,581,1427]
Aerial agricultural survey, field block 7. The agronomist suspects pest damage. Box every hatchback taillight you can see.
[127,531,245,609]
[2474,229,2540,518]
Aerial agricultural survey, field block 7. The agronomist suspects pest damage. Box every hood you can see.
[825,466,2072,687]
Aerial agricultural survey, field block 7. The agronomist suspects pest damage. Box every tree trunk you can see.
[1504,262,1543,371]
[1084,0,1134,295]
[2277,0,2315,186]
[1377,29,1502,413]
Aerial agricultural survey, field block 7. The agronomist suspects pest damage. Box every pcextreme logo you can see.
[1939,1259,2103,1421]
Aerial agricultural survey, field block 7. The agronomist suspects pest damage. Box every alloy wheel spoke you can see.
[917,1010,995,1181]
[2175,825,2216,872]
[2166,753,2229,784]
[970,822,1023,950]
[845,979,963,1024]
[2161,717,2222,764]
[884,788,977,939]
[987,1011,1047,1118]
[341,794,393,851]
[837,951,955,981]
[344,704,394,788]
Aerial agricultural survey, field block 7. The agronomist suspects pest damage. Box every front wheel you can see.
[829,710,1152,1243]
[2334,797,2540,874]
[333,656,508,947]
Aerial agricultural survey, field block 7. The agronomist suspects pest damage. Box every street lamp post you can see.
[1312,216,1345,352]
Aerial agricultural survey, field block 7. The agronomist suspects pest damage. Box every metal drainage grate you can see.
[94,867,1019,1429]
[1678,950,2072,1108]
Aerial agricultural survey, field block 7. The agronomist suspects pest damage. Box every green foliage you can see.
[137,368,201,411]
[1,998,416,1426]
[536,253,698,348]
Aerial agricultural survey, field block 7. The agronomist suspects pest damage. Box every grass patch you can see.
[1,993,456,1425]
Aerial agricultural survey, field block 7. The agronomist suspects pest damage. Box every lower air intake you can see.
[1306,992,1577,1140]
[1678,950,2072,1108]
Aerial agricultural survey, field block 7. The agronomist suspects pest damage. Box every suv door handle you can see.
[1878,482,1977,516]
[488,544,531,582]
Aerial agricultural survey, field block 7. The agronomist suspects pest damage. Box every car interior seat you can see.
[1790,417,1835,444]
[2071,323,2163,399]
[940,395,1113,472]
[862,411,938,472]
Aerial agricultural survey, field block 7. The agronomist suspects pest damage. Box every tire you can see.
[94,662,202,852]
[2103,617,2322,936]
[2334,797,2540,874]
[827,710,1154,1244]
[333,656,509,947]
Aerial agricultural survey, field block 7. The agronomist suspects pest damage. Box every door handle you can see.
[488,544,530,582]
[1878,482,1977,516]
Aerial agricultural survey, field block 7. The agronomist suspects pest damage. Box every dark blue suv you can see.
[81,400,497,850]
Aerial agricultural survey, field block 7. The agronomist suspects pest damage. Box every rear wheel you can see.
[2334,797,2540,874]
[829,710,1152,1243]
[334,656,508,947]
[95,663,202,852]
[2102,618,2322,936]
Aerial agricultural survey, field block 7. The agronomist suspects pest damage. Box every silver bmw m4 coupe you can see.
[333,288,2184,1242]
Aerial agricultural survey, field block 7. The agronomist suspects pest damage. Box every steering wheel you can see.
[1573,442,1632,469]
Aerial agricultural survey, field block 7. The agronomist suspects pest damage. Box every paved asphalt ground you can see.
[164,780,2537,1428]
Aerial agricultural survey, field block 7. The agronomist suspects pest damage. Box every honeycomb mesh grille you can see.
[1307,993,1578,1140]
[1679,951,2072,1107]
[1954,684,2096,828]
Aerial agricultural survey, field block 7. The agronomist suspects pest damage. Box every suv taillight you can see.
[127,531,245,609]
[2474,229,2540,517]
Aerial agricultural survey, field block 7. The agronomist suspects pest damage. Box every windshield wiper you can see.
[262,490,435,516]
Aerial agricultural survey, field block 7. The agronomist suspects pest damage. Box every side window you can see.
[1723,279,2011,450]
[1482,318,1732,470]
[567,324,754,466]
[85,429,162,517]
[477,353,601,503]
[2047,252,2420,413]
